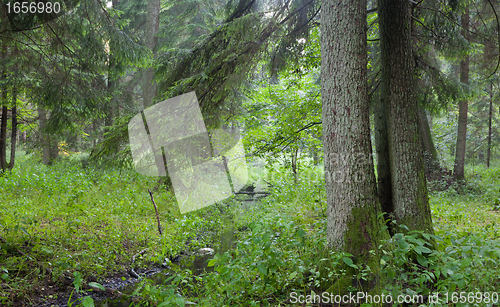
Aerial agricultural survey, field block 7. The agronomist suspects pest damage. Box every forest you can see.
[1,0,500,306]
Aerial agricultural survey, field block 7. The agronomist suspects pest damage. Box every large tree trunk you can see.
[374,96,393,231]
[321,0,386,292]
[453,8,469,180]
[379,0,433,234]
[142,0,160,109]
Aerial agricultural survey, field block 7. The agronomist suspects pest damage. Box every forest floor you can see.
[1,152,500,306]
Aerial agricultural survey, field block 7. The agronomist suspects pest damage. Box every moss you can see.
[397,166,435,241]
[325,205,389,295]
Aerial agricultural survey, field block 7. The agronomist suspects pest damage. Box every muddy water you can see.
[93,217,239,307]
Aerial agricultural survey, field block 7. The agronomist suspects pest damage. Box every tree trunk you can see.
[374,96,393,231]
[92,120,97,148]
[379,0,433,234]
[142,0,160,109]
[418,106,441,178]
[38,106,52,165]
[104,0,121,131]
[9,90,17,170]
[0,104,7,171]
[453,8,469,180]
[311,146,319,165]
[0,44,6,172]
[106,70,117,128]
[321,0,387,292]
[487,83,493,168]
[49,135,59,161]
[291,148,299,184]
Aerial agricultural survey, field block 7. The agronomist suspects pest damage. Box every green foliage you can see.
[381,227,500,307]
[203,217,315,302]
[89,114,134,167]
[128,269,199,306]
[241,70,322,175]
[0,151,175,304]
[378,165,500,306]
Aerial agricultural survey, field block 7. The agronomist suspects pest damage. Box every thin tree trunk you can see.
[142,0,160,109]
[0,104,7,171]
[291,148,299,184]
[454,8,469,180]
[106,53,117,128]
[9,90,17,170]
[321,0,387,292]
[49,135,58,161]
[311,146,319,165]
[487,83,493,168]
[106,74,116,128]
[92,120,97,148]
[0,44,6,171]
[379,0,433,234]
[38,106,51,165]
[105,0,120,130]
[418,106,441,178]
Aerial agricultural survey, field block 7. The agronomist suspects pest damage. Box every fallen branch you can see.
[148,189,163,235]
[130,248,149,279]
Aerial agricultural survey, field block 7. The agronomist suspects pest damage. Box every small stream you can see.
[93,200,254,307]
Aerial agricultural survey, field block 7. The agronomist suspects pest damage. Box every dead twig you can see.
[148,189,163,235]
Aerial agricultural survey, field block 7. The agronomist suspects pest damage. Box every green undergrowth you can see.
[2,153,500,306]
[129,162,500,307]
[0,151,230,306]
[382,164,500,306]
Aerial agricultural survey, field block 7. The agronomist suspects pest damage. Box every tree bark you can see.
[38,106,52,165]
[487,83,493,168]
[9,89,17,170]
[0,104,7,171]
[453,8,469,180]
[291,147,299,184]
[379,0,433,234]
[49,134,59,161]
[418,106,441,178]
[106,68,117,128]
[374,96,393,230]
[92,120,97,148]
[0,42,7,172]
[142,0,160,109]
[106,0,120,128]
[321,0,387,291]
